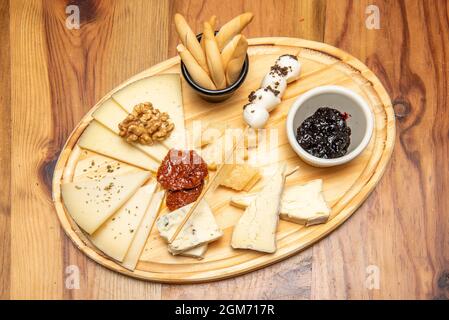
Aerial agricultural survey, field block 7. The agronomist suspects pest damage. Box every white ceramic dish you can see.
[286,85,374,167]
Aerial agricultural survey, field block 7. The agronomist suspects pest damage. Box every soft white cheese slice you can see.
[231,164,286,253]
[92,99,168,162]
[156,201,222,255]
[230,179,330,226]
[90,183,157,262]
[78,120,159,172]
[61,171,151,234]
[112,74,185,149]
[122,190,165,270]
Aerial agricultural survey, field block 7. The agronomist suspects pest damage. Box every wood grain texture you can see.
[3,0,448,299]
[168,0,327,56]
[52,38,394,283]
[0,0,11,300]
[10,0,65,299]
[311,0,449,300]
[50,0,169,300]
[8,0,170,300]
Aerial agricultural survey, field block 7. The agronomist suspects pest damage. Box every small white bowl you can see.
[286,85,374,167]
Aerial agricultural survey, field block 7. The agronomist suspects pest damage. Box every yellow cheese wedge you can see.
[112,74,186,149]
[92,99,168,162]
[78,120,159,172]
[122,190,164,270]
[220,164,261,191]
[90,182,157,262]
[73,151,137,183]
[230,179,330,226]
[61,171,151,234]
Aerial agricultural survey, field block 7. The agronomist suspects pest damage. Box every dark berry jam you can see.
[296,107,351,159]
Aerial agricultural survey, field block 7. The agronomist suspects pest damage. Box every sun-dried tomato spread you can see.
[157,149,208,191]
[157,149,208,210]
[166,182,204,211]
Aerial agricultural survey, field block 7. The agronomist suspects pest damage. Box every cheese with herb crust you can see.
[122,190,165,270]
[61,171,151,234]
[90,182,157,262]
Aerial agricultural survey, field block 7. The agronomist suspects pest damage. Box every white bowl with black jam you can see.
[286,85,374,167]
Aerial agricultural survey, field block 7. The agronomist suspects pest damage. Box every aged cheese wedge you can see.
[230,179,330,226]
[61,171,151,234]
[78,120,159,172]
[92,99,168,162]
[219,164,261,191]
[122,190,164,270]
[112,74,186,149]
[90,182,157,262]
[231,165,286,253]
[73,151,136,183]
[156,200,222,255]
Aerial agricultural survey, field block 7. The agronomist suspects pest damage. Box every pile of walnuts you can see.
[118,102,175,145]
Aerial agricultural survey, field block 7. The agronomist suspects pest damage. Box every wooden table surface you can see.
[1,0,448,300]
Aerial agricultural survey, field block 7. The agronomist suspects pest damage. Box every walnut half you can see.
[118,102,175,145]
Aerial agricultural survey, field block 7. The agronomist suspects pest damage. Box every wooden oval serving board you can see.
[52,37,395,283]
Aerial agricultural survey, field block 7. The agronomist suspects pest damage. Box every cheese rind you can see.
[61,171,151,234]
[156,201,222,255]
[78,120,159,172]
[90,183,157,262]
[112,74,185,149]
[168,244,208,259]
[92,99,168,162]
[230,179,330,226]
[122,190,164,270]
[231,165,286,253]
[219,164,261,191]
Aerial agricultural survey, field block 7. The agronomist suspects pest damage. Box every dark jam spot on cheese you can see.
[296,107,351,159]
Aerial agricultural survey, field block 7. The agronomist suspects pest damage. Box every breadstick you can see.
[177,44,216,90]
[209,15,217,28]
[203,22,227,89]
[225,35,248,85]
[174,13,209,74]
[221,35,244,71]
[201,15,217,51]
[215,12,253,50]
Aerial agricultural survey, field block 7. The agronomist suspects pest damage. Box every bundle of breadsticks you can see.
[175,13,253,90]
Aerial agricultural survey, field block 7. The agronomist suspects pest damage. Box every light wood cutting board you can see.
[52,37,395,283]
